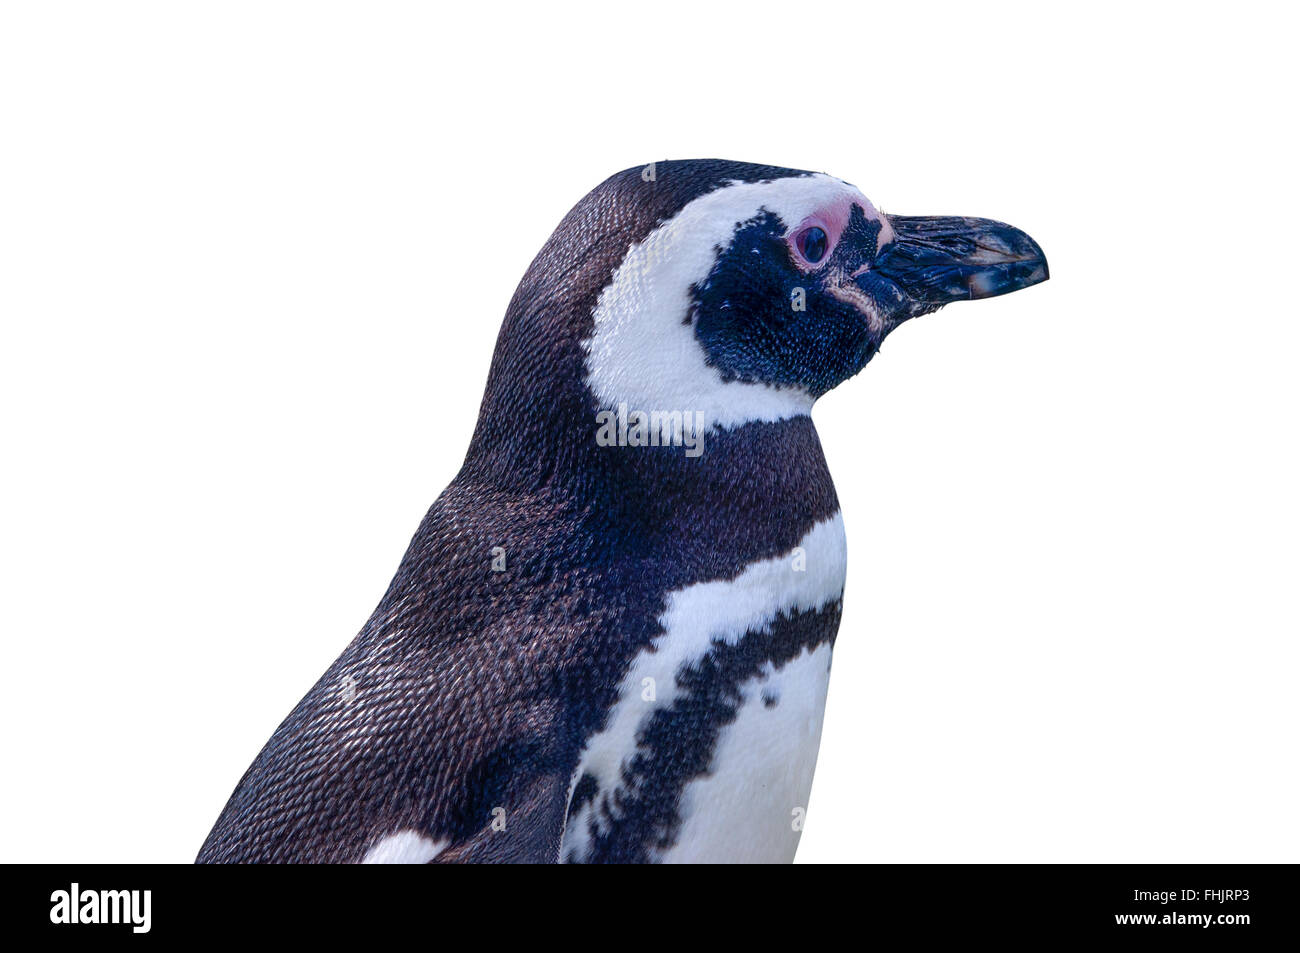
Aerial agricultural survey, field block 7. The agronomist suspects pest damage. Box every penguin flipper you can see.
[197,633,580,864]
[430,767,571,863]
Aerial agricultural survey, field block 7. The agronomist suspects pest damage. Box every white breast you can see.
[562,511,848,863]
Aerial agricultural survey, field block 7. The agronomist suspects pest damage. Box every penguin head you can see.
[470,161,1047,480]
[581,162,1048,433]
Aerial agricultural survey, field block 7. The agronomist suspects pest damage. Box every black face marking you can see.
[690,210,879,397]
[570,603,841,864]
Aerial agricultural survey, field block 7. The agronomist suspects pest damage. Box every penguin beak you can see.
[867,215,1049,317]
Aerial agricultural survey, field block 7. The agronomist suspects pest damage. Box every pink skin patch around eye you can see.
[785,195,893,271]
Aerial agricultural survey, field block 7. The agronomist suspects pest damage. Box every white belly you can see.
[659,641,833,863]
[563,512,847,863]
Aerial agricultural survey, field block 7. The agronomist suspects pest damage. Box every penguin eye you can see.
[797,226,828,264]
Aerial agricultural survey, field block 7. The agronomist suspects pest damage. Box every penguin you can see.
[197,159,1048,864]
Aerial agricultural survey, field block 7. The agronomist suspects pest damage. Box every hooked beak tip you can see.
[968,252,1049,300]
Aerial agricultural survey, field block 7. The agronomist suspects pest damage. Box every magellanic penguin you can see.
[197,160,1048,864]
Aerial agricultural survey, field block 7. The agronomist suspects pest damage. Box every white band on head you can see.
[582,174,871,433]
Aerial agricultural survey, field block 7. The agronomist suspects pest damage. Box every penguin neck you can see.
[461,391,837,543]
[587,415,839,533]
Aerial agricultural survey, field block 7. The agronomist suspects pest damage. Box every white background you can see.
[2,2,1295,864]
